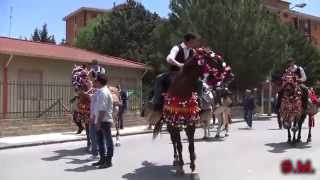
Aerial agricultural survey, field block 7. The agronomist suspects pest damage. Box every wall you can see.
[1,54,143,118]
[66,10,104,45]
[311,22,320,48]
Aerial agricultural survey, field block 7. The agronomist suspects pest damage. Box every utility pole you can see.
[9,6,13,37]
[267,72,272,116]
[261,84,264,114]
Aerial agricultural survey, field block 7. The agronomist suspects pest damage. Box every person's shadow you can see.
[42,147,88,162]
[122,161,190,180]
[194,137,225,143]
[265,141,312,153]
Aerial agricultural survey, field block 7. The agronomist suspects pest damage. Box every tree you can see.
[31,24,56,44]
[75,0,171,92]
[169,0,289,90]
[32,28,41,42]
[273,26,320,87]
[75,0,167,72]
[60,38,66,45]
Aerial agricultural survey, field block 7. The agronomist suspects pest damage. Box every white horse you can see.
[200,83,215,139]
[214,94,232,138]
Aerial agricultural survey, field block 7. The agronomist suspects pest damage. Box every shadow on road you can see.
[65,165,98,172]
[122,161,190,180]
[41,147,88,161]
[238,127,254,130]
[194,137,225,143]
[265,142,312,153]
[267,128,282,131]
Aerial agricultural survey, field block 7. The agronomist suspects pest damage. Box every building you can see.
[0,37,148,119]
[263,0,320,48]
[63,7,109,45]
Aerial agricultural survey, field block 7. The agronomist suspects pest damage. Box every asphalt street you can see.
[1,118,320,180]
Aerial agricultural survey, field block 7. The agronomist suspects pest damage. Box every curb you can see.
[0,116,275,150]
[0,129,153,150]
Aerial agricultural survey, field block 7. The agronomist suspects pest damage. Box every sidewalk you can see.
[0,114,276,150]
[0,125,153,150]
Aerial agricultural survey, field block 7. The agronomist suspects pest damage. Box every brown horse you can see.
[158,48,220,178]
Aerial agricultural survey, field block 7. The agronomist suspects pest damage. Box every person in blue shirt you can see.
[243,89,255,128]
[117,85,128,129]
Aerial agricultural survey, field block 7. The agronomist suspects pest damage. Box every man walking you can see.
[92,74,114,169]
[117,85,128,129]
[243,89,255,128]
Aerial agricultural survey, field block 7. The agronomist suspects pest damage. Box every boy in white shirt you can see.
[91,74,114,169]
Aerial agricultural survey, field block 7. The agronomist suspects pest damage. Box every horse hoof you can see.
[176,167,185,176]
[173,160,179,166]
[225,133,229,137]
[307,138,312,143]
[191,172,200,180]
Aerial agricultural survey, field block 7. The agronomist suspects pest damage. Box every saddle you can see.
[150,72,204,111]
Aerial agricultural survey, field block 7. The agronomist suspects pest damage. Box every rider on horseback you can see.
[151,33,198,111]
[277,58,308,113]
[166,33,198,71]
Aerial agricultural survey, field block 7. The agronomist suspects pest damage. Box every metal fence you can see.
[0,81,141,119]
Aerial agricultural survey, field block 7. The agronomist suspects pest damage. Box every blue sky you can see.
[0,0,319,43]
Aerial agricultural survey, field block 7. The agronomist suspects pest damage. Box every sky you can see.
[0,0,319,43]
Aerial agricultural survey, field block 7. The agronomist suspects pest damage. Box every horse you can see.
[71,64,122,149]
[153,48,222,179]
[278,72,307,144]
[213,87,232,138]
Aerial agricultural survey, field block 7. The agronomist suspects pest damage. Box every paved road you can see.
[1,118,320,180]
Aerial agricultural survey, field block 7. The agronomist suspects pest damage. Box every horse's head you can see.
[281,72,298,97]
[192,48,233,88]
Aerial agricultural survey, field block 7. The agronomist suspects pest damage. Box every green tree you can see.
[75,0,166,72]
[31,24,56,44]
[169,0,289,90]
[273,26,320,86]
[75,0,172,92]
[32,28,41,42]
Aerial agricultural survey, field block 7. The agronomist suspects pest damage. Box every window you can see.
[73,16,77,26]
[18,70,43,100]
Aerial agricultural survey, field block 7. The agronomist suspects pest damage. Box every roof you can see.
[63,7,109,21]
[0,37,147,70]
[264,4,320,23]
[290,11,320,23]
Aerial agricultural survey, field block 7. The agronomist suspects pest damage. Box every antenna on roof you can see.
[9,6,13,37]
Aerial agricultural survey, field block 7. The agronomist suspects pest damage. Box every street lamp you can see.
[290,3,307,10]
[289,2,307,34]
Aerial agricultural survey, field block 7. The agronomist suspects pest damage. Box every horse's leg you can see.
[307,127,312,143]
[215,113,223,138]
[287,128,291,143]
[201,111,210,139]
[185,125,196,173]
[297,114,306,142]
[170,126,184,175]
[85,121,91,151]
[292,120,297,144]
[222,110,229,137]
[167,125,179,166]
[186,125,200,180]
